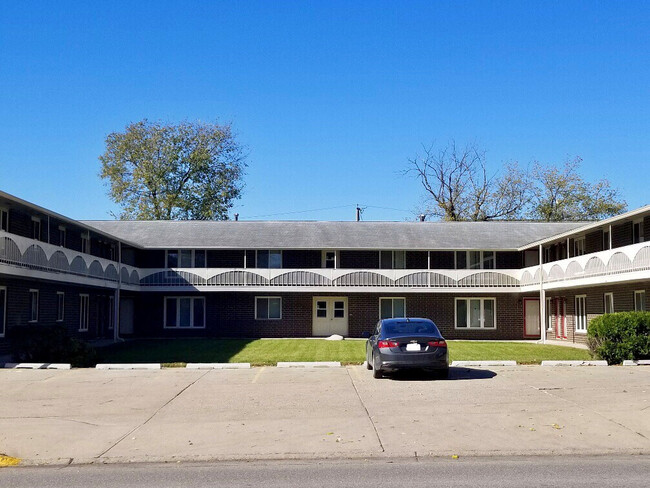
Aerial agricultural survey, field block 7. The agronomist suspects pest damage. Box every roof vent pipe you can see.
[234,213,239,221]
[419,214,426,222]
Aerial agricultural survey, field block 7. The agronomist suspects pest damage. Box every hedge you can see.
[587,311,650,365]
[8,324,97,367]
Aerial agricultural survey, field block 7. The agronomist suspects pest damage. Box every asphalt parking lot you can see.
[1,365,648,465]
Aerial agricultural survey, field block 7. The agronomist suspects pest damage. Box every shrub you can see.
[9,324,97,367]
[587,311,650,365]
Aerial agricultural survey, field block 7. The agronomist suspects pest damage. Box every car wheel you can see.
[372,354,382,379]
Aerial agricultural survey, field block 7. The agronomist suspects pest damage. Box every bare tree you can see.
[405,141,531,221]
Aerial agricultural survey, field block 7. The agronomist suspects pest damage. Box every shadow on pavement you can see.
[383,367,497,382]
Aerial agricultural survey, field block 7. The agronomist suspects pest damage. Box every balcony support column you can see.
[539,244,545,344]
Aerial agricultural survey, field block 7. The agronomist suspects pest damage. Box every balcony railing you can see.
[520,241,650,288]
[0,230,140,286]
[138,267,522,288]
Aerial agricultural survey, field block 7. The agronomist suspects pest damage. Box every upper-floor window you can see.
[603,230,610,250]
[257,250,282,268]
[633,220,644,244]
[31,217,41,241]
[455,251,494,269]
[380,250,405,269]
[574,237,586,256]
[58,226,66,247]
[0,208,8,232]
[81,232,90,254]
[322,250,338,269]
[166,249,206,268]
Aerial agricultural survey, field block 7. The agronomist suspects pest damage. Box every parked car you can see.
[366,317,449,379]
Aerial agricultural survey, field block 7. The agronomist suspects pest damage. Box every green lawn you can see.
[96,338,591,367]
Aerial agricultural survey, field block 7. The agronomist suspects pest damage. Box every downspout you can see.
[539,244,540,344]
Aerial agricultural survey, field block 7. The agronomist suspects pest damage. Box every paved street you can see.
[0,365,648,465]
[2,456,649,488]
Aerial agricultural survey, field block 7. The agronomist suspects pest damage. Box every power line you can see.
[241,204,355,219]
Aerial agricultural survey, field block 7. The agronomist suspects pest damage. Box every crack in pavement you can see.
[345,366,384,453]
[0,416,100,427]
[96,370,211,459]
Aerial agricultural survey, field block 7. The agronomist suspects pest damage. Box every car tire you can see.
[366,347,373,369]
[372,354,382,379]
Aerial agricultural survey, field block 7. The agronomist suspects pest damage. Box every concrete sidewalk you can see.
[0,366,648,465]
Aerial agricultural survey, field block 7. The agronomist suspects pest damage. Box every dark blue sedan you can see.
[366,318,449,379]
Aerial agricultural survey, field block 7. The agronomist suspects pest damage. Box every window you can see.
[31,217,41,240]
[634,290,646,312]
[603,231,610,250]
[323,251,338,269]
[0,286,6,337]
[455,298,496,329]
[455,251,495,269]
[79,294,89,331]
[575,295,587,333]
[255,296,281,320]
[0,208,8,232]
[543,246,552,263]
[574,237,585,256]
[379,297,406,319]
[166,250,206,268]
[256,250,282,269]
[164,297,206,328]
[380,251,406,269]
[58,226,66,247]
[56,292,65,322]
[604,293,614,314]
[81,232,90,254]
[633,220,645,244]
[29,289,39,322]
[546,297,553,330]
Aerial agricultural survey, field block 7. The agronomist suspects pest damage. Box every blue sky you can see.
[1,1,648,221]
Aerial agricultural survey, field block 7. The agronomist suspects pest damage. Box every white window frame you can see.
[58,225,66,247]
[546,297,553,331]
[56,292,65,322]
[81,232,90,254]
[379,250,406,269]
[379,297,406,319]
[0,286,6,338]
[79,294,89,331]
[0,207,8,232]
[604,293,614,314]
[165,249,207,268]
[29,289,39,323]
[322,250,339,269]
[255,250,282,269]
[574,237,586,257]
[633,219,645,244]
[163,296,206,329]
[634,290,646,312]
[455,251,495,270]
[575,295,587,333]
[31,216,41,241]
[255,296,282,320]
[454,297,497,329]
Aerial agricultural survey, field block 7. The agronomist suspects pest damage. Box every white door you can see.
[312,297,348,336]
[119,298,135,335]
[524,298,541,337]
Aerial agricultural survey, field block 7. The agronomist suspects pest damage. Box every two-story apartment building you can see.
[1,189,649,353]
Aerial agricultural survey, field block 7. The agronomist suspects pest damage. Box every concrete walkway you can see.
[0,365,648,465]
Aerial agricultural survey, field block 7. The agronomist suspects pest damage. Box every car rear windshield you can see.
[383,321,441,337]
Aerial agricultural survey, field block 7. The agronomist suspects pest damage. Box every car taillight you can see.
[428,340,447,348]
[378,340,399,348]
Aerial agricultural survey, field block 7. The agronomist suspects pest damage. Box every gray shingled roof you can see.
[81,220,587,250]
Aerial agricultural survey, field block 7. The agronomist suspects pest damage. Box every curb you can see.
[186,363,251,369]
[541,360,608,366]
[623,359,650,366]
[451,361,517,367]
[277,361,341,368]
[3,363,71,370]
[95,363,161,370]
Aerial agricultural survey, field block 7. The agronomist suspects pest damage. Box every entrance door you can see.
[555,298,567,339]
[119,298,134,335]
[523,298,540,338]
[312,297,348,336]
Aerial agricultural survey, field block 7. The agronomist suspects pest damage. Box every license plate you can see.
[406,343,420,352]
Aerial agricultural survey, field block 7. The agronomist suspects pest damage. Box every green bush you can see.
[9,324,97,367]
[587,311,650,365]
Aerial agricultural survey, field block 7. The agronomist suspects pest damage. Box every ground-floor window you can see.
[56,292,65,322]
[164,297,205,328]
[546,297,553,330]
[575,295,587,333]
[79,294,89,331]
[255,296,281,320]
[634,290,646,312]
[455,298,496,329]
[29,289,39,323]
[604,293,614,314]
[0,286,6,337]
[379,297,405,319]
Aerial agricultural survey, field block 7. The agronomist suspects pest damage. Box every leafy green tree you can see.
[99,119,246,220]
[530,157,627,221]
